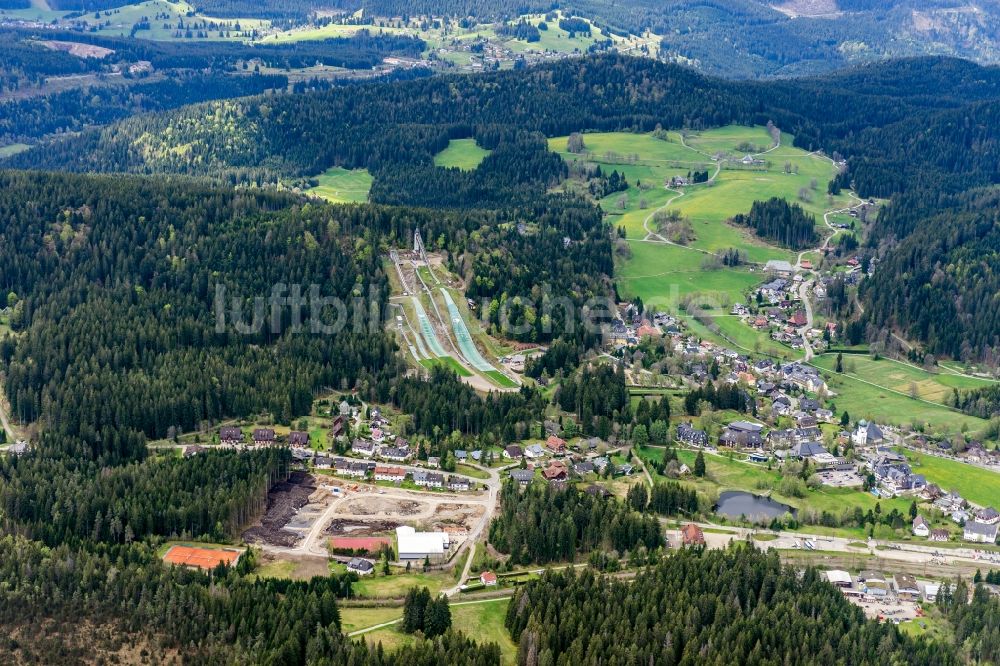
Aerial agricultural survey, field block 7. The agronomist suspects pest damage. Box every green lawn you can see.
[683,125,774,155]
[254,559,297,579]
[456,463,490,479]
[339,606,403,634]
[903,451,1000,507]
[897,607,953,643]
[307,167,372,203]
[433,139,492,170]
[485,370,518,388]
[617,241,761,313]
[358,599,517,663]
[450,599,516,664]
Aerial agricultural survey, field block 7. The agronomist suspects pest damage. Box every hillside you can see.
[9,54,1000,363]
[188,0,1000,77]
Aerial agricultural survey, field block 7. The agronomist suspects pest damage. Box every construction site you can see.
[388,229,520,392]
[243,471,491,566]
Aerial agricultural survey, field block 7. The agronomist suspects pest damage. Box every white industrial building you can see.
[396,525,450,560]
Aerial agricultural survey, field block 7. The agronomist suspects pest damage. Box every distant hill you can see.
[195,0,1000,77]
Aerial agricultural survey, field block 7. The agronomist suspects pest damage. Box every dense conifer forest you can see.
[505,547,961,665]
[488,481,664,564]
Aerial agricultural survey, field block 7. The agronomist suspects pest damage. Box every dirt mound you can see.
[340,497,422,516]
[243,472,318,547]
[326,519,399,536]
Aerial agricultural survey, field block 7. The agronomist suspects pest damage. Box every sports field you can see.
[433,139,492,170]
[307,167,372,203]
[163,544,243,569]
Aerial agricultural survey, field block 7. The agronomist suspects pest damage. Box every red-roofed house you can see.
[636,324,661,338]
[374,466,406,482]
[681,523,705,546]
[546,435,567,454]
[480,571,498,586]
[542,462,568,481]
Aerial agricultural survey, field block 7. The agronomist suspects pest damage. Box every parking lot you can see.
[849,596,922,623]
[819,469,864,487]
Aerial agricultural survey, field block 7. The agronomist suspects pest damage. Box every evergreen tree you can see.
[694,450,706,477]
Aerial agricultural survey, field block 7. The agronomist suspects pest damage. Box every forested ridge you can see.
[15,53,998,361]
[0,28,426,144]
[859,187,1000,363]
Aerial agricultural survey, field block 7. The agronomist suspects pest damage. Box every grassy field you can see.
[340,606,403,634]
[456,463,490,479]
[485,370,519,388]
[902,451,1000,507]
[813,355,996,405]
[809,360,988,434]
[307,167,372,203]
[352,570,452,599]
[359,599,516,662]
[0,143,29,158]
[433,139,491,170]
[898,607,953,643]
[450,599,516,663]
[617,241,761,313]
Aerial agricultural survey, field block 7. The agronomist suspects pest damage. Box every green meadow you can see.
[433,139,492,170]
[903,451,1000,507]
[354,599,516,664]
[307,167,372,203]
[809,361,988,434]
[812,355,995,405]
[550,126,850,322]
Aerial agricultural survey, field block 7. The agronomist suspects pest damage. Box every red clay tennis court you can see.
[329,536,391,553]
[163,545,242,570]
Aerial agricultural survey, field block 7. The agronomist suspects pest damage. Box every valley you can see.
[0,22,999,666]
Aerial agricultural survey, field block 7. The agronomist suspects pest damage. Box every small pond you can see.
[714,491,795,521]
